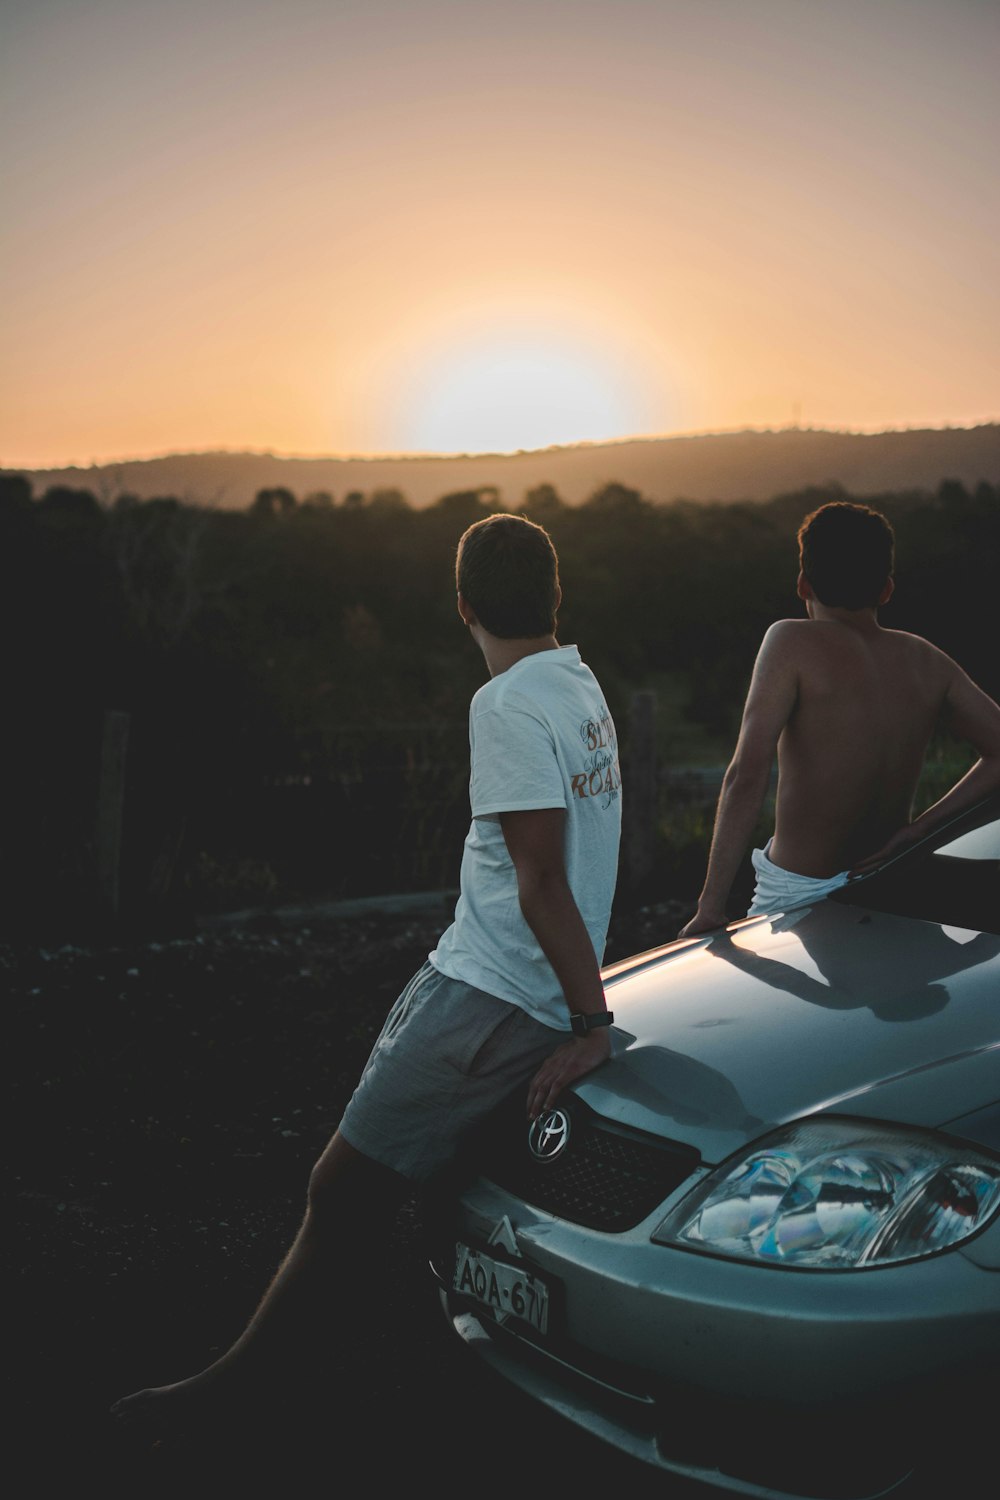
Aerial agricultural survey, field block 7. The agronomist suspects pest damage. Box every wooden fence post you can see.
[624,690,656,891]
[97,710,130,921]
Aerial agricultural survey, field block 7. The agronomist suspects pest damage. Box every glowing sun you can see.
[402,337,640,454]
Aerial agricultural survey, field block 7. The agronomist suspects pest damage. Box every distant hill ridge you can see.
[7,424,999,509]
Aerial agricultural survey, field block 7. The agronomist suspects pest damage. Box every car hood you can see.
[578,898,1000,1163]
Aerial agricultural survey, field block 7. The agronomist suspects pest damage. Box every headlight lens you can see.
[653,1118,1000,1268]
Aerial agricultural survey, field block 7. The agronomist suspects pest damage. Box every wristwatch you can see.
[569,1010,614,1037]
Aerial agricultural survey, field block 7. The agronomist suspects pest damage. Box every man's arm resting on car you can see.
[499,806,611,1119]
[679,624,798,937]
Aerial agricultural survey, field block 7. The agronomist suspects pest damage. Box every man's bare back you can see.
[769,618,948,876]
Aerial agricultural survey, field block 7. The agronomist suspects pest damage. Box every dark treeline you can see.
[3,471,998,938]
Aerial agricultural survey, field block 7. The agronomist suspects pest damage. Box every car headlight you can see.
[653,1117,1000,1269]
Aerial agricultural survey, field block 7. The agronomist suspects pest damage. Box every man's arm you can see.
[679,623,799,937]
[499,806,612,1119]
[853,661,1000,872]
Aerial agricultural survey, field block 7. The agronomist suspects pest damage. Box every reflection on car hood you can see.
[578,899,1000,1162]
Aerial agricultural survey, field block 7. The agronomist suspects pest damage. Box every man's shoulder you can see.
[757,617,813,657]
[880,628,959,681]
[762,617,809,641]
[475,651,605,716]
[881,627,946,656]
[469,675,551,739]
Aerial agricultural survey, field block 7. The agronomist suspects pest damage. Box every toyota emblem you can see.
[528,1107,571,1162]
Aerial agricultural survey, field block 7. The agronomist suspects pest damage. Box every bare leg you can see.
[110,1131,408,1433]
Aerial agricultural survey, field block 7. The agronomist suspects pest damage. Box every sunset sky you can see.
[2,0,997,469]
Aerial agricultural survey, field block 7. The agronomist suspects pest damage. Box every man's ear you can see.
[878,576,894,606]
[457,591,477,627]
[796,570,813,601]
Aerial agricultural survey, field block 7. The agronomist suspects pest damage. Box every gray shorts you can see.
[339,959,562,1182]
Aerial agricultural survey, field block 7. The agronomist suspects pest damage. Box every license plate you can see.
[453,1242,549,1335]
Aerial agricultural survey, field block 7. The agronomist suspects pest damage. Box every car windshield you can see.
[831,794,1000,935]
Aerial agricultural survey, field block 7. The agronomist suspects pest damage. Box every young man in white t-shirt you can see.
[112,512,622,1433]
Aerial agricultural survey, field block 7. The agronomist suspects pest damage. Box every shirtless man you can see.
[679,501,1000,937]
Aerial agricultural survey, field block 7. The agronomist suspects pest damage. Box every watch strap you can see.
[570,1010,614,1037]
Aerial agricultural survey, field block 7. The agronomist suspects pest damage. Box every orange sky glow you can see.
[2,0,997,470]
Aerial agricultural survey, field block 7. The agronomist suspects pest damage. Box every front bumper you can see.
[432,1177,998,1500]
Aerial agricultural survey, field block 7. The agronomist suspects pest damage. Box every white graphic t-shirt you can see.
[430,645,622,1029]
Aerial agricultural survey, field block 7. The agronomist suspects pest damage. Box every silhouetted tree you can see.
[39,485,103,522]
[584,482,646,514]
[0,474,32,513]
[367,488,409,513]
[523,483,565,523]
[430,487,499,527]
[251,486,297,518]
[109,497,210,647]
[937,478,971,512]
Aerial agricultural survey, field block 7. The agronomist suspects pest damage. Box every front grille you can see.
[471,1091,699,1231]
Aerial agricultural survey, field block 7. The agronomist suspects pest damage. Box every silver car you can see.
[431,793,1000,1500]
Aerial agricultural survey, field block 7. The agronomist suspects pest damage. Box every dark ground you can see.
[8,894,722,1500]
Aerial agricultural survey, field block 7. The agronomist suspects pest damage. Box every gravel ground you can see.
[8,896,719,1500]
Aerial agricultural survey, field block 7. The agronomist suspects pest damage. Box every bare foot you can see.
[110,1369,237,1438]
